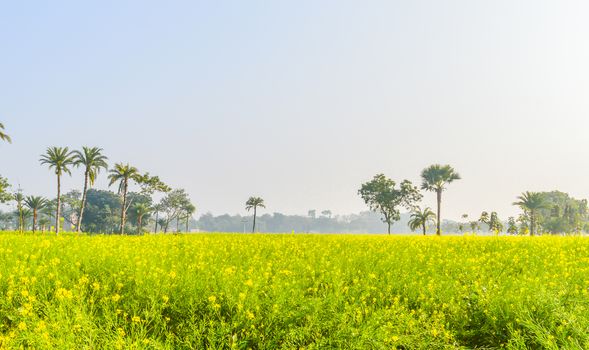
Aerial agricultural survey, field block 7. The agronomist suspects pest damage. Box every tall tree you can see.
[0,122,11,143]
[14,190,24,233]
[513,191,548,236]
[420,164,461,235]
[158,189,191,233]
[358,174,422,234]
[245,197,265,233]
[73,147,108,233]
[24,196,48,233]
[152,203,163,232]
[182,203,196,232]
[408,206,436,235]
[108,163,140,234]
[40,147,75,234]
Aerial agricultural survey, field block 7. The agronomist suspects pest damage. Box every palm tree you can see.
[0,123,11,143]
[183,203,196,232]
[408,207,436,235]
[108,163,140,234]
[513,191,548,236]
[421,164,461,235]
[14,191,24,233]
[40,147,75,234]
[132,203,151,234]
[245,197,265,233]
[24,196,48,233]
[73,147,108,233]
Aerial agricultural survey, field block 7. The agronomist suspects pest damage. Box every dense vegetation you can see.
[0,232,587,349]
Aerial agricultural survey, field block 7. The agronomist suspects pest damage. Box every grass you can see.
[0,232,587,349]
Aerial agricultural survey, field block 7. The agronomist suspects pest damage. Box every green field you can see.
[0,233,587,349]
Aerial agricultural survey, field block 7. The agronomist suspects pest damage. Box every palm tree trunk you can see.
[33,209,37,233]
[422,223,426,235]
[252,206,257,233]
[436,189,442,235]
[138,215,142,234]
[154,211,159,232]
[120,179,128,234]
[530,211,535,236]
[56,174,61,234]
[77,171,89,233]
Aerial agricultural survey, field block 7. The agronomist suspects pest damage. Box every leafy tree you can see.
[159,189,192,233]
[321,210,332,219]
[40,147,75,234]
[308,210,316,219]
[0,175,12,203]
[359,174,422,234]
[245,197,266,233]
[60,190,82,230]
[513,191,548,236]
[420,164,461,235]
[136,173,171,195]
[108,163,141,234]
[73,147,108,232]
[507,217,518,235]
[24,196,48,233]
[408,206,436,235]
[479,211,503,234]
[0,122,11,143]
[152,203,164,232]
[81,189,121,233]
[469,221,479,233]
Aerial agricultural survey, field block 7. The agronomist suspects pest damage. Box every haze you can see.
[2,1,589,220]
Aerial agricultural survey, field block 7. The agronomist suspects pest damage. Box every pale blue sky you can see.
[2,1,589,219]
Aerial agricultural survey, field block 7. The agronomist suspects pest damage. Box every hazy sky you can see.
[2,1,589,220]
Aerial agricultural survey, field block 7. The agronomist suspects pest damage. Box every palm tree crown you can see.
[513,191,548,235]
[40,147,75,176]
[74,147,109,185]
[420,164,461,192]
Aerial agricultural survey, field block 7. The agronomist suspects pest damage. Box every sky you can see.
[2,1,589,220]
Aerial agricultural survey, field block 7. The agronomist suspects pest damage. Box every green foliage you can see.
[0,122,11,143]
[359,174,422,234]
[479,211,503,234]
[0,175,12,203]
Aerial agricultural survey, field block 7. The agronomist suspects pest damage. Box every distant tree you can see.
[21,208,32,231]
[60,190,82,230]
[136,173,171,195]
[14,190,24,233]
[308,210,316,219]
[513,191,548,236]
[152,203,163,232]
[81,189,121,233]
[469,221,479,233]
[40,147,75,234]
[408,206,436,235]
[359,174,422,234]
[479,211,503,234]
[182,203,196,232]
[459,213,469,233]
[507,217,518,235]
[420,164,461,235]
[159,189,191,233]
[0,122,11,143]
[245,197,265,233]
[321,210,332,219]
[132,203,151,234]
[24,196,48,233]
[73,147,108,233]
[0,175,12,204]
[108,163,141,234]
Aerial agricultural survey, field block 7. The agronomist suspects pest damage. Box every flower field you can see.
[0,233,588,349]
